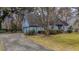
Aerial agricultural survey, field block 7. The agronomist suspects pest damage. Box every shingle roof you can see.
[55,19,68,26]
[26,13,68,27]
[27,13,43,27]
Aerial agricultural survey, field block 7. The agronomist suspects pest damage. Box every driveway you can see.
[0,33,49,51]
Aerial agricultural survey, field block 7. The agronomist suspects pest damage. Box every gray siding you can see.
[23,27,44,33]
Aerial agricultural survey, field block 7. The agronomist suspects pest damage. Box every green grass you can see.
[27,33,79,50]
[52,33,79,44]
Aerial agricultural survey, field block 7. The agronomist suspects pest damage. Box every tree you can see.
[33,7,55,35]
[0,8,9,29]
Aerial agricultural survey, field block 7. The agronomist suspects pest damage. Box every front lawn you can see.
[27,33,79,50]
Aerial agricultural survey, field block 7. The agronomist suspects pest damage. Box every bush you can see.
[67,26,73,33]
[38,30,50,35]
[74,29,79,32]
[67,30,72,33]
[38,31,45,34]
[49,30,57,35]
[57,30,63,33]
[26,29,36,35]
[38,30,63,35]
[49,30,63,35]
[11,24,17,32]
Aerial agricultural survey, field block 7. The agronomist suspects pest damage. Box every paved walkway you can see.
[0,33,49,51]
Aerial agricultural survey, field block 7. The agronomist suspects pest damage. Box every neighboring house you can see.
[68,16,79,32]
[73,19,79,32]
[53,19,68,31]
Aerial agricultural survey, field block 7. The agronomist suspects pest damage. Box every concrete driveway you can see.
[0,33,49,51]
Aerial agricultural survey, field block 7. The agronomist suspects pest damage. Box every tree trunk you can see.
[0,22,2,29]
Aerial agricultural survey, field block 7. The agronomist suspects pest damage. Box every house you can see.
[22,13,44,33]
[73,19,79,32]
[53,19,68,31]
[50,19,68,31]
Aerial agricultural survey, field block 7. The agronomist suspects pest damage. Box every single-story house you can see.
[22,13,44,33]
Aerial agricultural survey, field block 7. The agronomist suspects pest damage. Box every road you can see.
[0,33,49,51]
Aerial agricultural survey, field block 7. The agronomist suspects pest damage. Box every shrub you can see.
[11,24,17,32]
[74,29,79,32]
[57,30,63,33]
[27,29,36,35]
[38,30,49,35]
[38,31,45,34]
[49,30,63,35]
[67,26,73,33]
[67,30,72,33]
[37,30,63,35]
[49,30,57,35]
